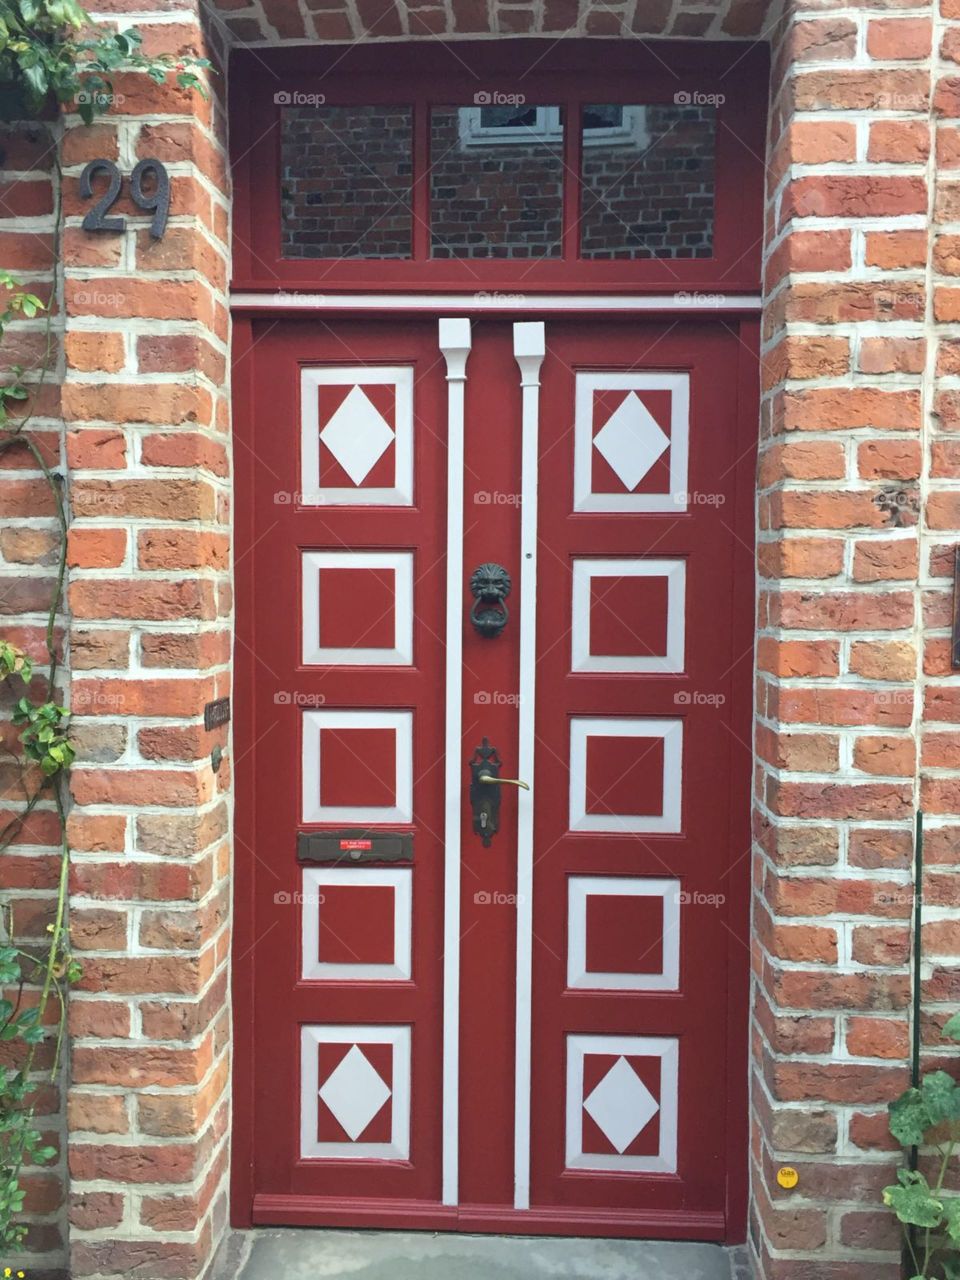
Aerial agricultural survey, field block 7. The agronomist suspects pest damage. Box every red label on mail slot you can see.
[340,839,372,851]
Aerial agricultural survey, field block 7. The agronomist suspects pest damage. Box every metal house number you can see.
[79,158,171,239]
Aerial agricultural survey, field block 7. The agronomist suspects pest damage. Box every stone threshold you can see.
[211,1227,753,1280]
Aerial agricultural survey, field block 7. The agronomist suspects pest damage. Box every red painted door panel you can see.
[244,320,447,1214]
[234,314,755,1239]
[528,320,754,1234]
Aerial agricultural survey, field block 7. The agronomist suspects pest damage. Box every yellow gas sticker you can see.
[777,1166,799,1190]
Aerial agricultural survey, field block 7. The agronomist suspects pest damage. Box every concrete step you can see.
[220,1228,744,1280]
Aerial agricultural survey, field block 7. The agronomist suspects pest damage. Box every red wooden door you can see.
[234,313,755,1240]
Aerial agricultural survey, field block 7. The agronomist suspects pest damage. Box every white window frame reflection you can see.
[458,105,648,150]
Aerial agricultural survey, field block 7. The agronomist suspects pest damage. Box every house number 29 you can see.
[79,158,171,240]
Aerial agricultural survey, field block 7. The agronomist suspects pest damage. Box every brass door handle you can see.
[478,773,530,791]
[468,738,530,846]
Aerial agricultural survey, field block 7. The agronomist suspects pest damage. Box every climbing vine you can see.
[0,0,209,1253]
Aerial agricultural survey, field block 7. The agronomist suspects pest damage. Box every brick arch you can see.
[201,0,772,48]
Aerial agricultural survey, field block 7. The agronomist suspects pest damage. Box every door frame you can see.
[229,298,760,1238]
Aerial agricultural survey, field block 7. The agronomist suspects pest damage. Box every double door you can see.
[236,313,754,1238]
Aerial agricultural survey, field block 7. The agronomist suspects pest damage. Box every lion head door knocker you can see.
[469,563,511,638]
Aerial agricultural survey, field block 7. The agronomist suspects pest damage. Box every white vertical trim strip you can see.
[512,321,546,1211]
[438,318,472,1208]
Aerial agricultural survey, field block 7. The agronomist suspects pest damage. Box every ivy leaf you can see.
[942,1196,960,1243]
[889,1087,932,1147]
[19,58,47,101]
[921,1070,960,1126]
[882,1169,945,1228]
[943,1012,960,1043]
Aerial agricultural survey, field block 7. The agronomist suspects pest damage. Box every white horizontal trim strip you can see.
[231,291,762,313]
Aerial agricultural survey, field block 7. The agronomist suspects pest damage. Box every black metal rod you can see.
[910,808,923,1166]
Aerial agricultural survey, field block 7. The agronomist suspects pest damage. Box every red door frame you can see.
[229,34,766,1241]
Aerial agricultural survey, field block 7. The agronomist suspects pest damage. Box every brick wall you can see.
[5,0,960,1277]
[0,116,68,1276]
[0,6,231,1275]
[58,27,233,1270]
[754,0,950,1275]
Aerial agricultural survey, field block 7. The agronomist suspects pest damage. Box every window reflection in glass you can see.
[579,104,716,259]
[281,105,413,259]
[430,106,564,259]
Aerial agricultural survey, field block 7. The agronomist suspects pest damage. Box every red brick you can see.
[67,527,127,569]
[867,16,932,58]
[859,339,925,376]
[65,331,125,373]
[868,119,930,163]
[864,230,927,269]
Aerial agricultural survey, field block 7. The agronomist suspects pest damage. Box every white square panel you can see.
[302,709,413,824]
[301,366,413,506]
[569,717,683,834]
[300,1024,410,1160]
[573,372,689,513]
[565,1033,679,1173]
[302,551,414,666]
[302,867,412,981]
[571,558,685,674]
[567,876,680,991]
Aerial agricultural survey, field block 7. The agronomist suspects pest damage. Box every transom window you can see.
[231,41,768,290]
[279,101,716,262]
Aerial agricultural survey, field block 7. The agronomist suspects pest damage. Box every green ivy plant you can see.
[0,0,209,122]
[884,1012,960,1279]
[0,273,43,429]
[0,640,77,1253]
[0,0,211,1254]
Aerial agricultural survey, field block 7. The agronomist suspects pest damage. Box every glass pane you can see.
[430,106,563,259]
[281,105,413,259]
[579,104,716,260]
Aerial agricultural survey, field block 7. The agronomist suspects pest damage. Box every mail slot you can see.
[296,830,413,863]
